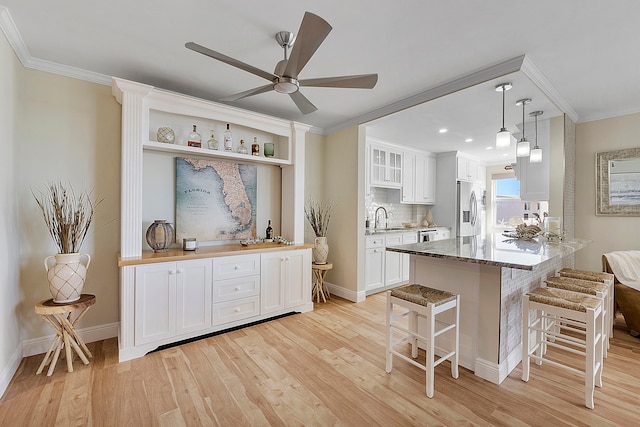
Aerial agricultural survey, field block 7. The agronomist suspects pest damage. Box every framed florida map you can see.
[175,157,257,241]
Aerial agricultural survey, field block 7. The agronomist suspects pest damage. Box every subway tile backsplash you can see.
[365,187,430,227]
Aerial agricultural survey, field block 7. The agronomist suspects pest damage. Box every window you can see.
[492,173,548,228]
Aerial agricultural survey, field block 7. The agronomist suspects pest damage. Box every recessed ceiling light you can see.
[439,128,447,134]
[465,138,473,143]
[486,146,493,150]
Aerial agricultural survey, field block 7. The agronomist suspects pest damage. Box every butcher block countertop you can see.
[386,233,589,270]
[118,242,314,266]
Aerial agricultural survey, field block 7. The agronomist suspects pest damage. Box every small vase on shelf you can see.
[146,220,175,252]
[207,130,219,150]
[237,139,248,154]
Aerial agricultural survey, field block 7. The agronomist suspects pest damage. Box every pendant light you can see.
[529,110,543,163]
[495,83,512,149]
[515,98,531,157]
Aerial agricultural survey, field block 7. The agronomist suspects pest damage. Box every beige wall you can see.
[323,126,361,293]
[0,27,22,394]
[17,70,121,340]
[575,112,640,270]
[304,132,326,243]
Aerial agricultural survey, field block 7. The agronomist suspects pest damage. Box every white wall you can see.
[304,132,326,244]
[575,112,640,270]
[17,69,122,344]
[0,26,22,397]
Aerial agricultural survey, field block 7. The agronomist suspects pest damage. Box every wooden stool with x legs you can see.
[34,294,95,376]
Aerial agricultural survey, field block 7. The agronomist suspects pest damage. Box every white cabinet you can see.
[434,228,451,241]
[402,232,418,281]
[402,152,437,204]
[385,234,404,287]
[370,143,402,188]
[365,232,416,292]
[212,254,260,326]
[365,236,385,291]
[457,155,478,182]
[261,249,311,315]
[134,259,212,346]
[415,154,437,204]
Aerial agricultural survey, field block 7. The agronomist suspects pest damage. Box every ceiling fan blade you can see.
[299,73,379,89]
[283,12,332,78]
[220,84,274,102]
[185,42,276,82]
[289,91,317,114]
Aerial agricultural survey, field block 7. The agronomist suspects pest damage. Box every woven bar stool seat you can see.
[522,287,604,409]
[559,268,614,339]
[386,284,459,398]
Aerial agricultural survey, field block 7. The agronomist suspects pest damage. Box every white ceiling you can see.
[1,1,638,163]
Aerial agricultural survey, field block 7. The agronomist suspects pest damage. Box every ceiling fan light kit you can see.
[186,12,378,114]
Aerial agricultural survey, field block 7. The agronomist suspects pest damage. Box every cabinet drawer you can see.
[212,296,260,326]
[385,235,402,246]
[213,275,260,303]
[366,236,385,249]
[213,254,260,280]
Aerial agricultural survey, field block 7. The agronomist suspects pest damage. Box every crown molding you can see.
[323,55,527,136]
[0,6,111,86]
[520,56,578,123]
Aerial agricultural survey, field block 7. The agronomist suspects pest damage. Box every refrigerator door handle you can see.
[470,191,477,227]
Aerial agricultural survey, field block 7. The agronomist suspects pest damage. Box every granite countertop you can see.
[385,233,590,270]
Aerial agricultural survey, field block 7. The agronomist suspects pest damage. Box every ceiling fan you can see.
[185,12,378,114]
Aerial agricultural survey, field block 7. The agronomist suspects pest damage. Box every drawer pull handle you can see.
[168,270,175,275]
[235,308,241,312]
[177,269,183,274]
[234,265,240,270]
[235,287,240,291]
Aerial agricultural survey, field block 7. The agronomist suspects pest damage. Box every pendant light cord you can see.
[502,88,506,128]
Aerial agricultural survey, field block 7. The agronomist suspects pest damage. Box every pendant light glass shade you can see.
[529,146,542,163]
[495,83,512,149]
[515,98,531,158]
[516,140,531,157]
[496,129,511,149]
[529,110,543,163]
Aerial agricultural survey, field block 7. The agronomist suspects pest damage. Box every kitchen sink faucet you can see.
[375,206,389,230]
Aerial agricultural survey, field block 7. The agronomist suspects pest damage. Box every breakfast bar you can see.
[386,233,589,384]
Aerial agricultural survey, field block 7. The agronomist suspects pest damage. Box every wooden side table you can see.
[34,294,96,376]
[312,262,333,303]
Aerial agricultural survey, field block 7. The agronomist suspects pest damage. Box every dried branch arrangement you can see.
[33,182,101,254]
[304,197,337,237]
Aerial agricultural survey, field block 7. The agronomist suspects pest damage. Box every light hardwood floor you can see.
[1,293,639,426]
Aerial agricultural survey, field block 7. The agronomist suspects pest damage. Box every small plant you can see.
[33,182,101,254]
[304,197,337,237]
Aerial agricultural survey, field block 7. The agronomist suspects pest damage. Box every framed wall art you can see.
[596,147,640,215]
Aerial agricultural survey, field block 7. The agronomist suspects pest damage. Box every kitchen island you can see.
[386,233,589,384]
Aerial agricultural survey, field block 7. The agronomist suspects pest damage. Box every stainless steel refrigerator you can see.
[457,181,485,236]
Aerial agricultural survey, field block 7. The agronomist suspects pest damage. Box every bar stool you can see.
[522,287,603,409]
[385,284,459,398]
[545,276,610,357]
[559,268,614,338]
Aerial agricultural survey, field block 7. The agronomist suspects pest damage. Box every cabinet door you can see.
[415,154,437,204]
[284,249,311,308]
[261,252,286,314]
[371,146,388,186]
[402,152,415,202]
[402,232,418,281]
[135,262,176,345]
[176,259,212,335]
[388,151,403,186]
[365,247,385,291]
[385,234,403,286]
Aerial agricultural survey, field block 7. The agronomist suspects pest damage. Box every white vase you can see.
[44,253,91,303]
[313,237,329,264]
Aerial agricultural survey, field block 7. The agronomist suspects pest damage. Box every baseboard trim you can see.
[325,281,365,302]
[474,345,522,385]
[22,322,119,358]
[0,347,22,398]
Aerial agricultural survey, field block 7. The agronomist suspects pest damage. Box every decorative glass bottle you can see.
[145,220,175,252]
[187,124,202,148]
[251,137,260,156]
[223,123,233,151]
[237,139,248,154]
[207,130,219,150]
